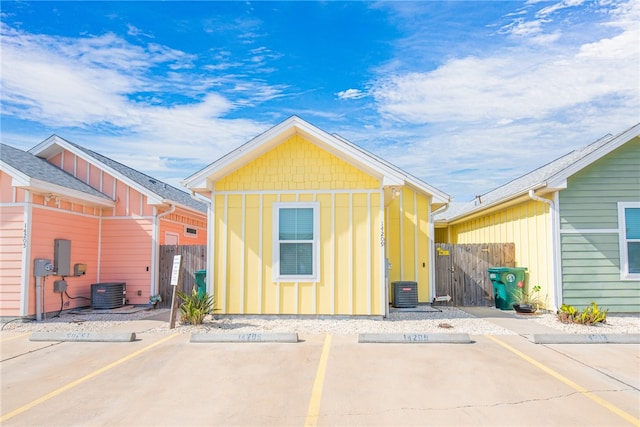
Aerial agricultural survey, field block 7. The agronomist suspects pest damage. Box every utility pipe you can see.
[35,276,43,321]
[528,190,560,311]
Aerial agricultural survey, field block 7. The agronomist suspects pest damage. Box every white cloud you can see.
[336,88,366,100]
[361,0,640,200]
[373,3,639,126]
[0,23,274,162]
[536,0,585,18]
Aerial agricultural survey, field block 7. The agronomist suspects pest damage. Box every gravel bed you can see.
[531,312,640,335]
[158,307,517,335]
[2,306,638,336]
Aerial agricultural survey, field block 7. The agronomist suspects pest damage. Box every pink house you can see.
[0,136,207,319]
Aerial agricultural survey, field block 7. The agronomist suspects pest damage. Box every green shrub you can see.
[557,302,608,325]
[176,287,214,325]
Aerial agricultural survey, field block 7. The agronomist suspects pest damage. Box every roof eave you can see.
[444,184,551,224]
[30,135,172,208]
[545,123,640,189]
[24,179,115,208]
[184,116,411,191]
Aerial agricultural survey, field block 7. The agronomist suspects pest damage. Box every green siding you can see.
[559,138,640,312]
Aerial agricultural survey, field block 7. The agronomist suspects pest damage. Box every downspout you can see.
[190,191,213,297]
[528,190,560,311]
[152,204,176,295]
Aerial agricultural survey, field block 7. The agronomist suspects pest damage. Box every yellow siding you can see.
[211,132,385,315]
[385,188,433,303]
[353,193,369,314]
[261,194,277,313]
[226,195,243,313]
[370,193,382,313]
[401,188,416,282]
[215,134,379,192]
[244,194,261,313]
[448,199,552,308]
[318,193,334,314]
[334,193,351,314]
[416,194,430,302]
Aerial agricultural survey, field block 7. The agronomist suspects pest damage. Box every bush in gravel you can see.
[557,302,608,325]
[177,287,214,325]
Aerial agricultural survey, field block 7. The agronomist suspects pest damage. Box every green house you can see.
[437,123,639,312]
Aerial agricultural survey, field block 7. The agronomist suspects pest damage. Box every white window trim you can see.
[272,202,320,283]
[618,202,640,280]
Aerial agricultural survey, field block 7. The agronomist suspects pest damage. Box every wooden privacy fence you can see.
[158,245,207,308]
[435,243,515,307]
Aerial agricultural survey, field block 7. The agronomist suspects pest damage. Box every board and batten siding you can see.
[212,134,384,315]
[100,218,153,305]
[29,207,100,314]
[559,138,640,312]
[447,199,553,308]
[385,187,432,303]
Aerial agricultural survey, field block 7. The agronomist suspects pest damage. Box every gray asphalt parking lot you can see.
[1,317,639,426]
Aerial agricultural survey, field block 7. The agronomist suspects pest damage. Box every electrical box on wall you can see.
[74,263,87,276]
[34,259,54,276]
[54,239,71,276]
[53,280,68,293]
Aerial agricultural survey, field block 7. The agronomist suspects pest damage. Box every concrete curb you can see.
[533,334,640,344]
[190,333,299,343]
[358,333,472,344]
[30,332,136,342]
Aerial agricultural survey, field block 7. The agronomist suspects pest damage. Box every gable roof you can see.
[1,143,114,207]
[29,135,206,213]
[436,122,640,223]
[183,115,450,205]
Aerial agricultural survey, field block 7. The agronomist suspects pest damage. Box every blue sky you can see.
[1,1,638,201]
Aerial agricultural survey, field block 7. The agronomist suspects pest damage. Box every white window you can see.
[618,202,640,280]
[273,202,320,282]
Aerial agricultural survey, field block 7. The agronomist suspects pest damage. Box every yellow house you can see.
[184,116,449,316]
[435,123,640,313]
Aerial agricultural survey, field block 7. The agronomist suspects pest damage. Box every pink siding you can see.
[61,150,74,175]
[29,207,100,315]
[129,188,142,216]
[49,152,62,168]
[115,181,128,216]
[100,218,153,304]
[0,171,14,203]
[102,174,115,199]
[89,164,101,192]
[76,156,89,183]
[160,215,207,245]
[0,206,25,316]
[142,197,154,216]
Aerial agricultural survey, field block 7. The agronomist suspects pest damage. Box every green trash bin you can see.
[488,267,527,310]
[194,269,207,297]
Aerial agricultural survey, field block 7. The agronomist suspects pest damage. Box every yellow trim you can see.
[305,334,333,427]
